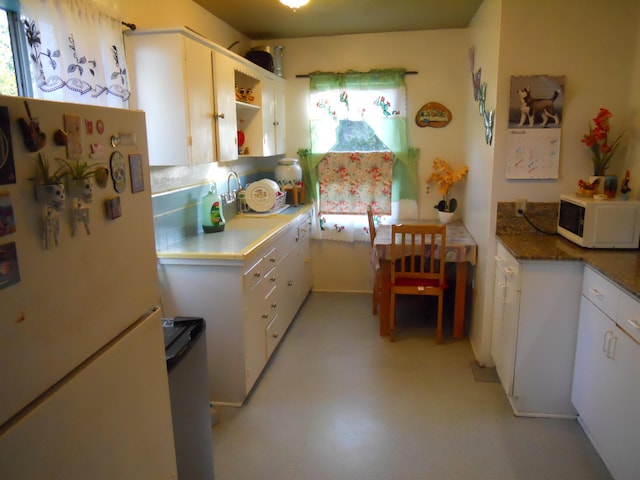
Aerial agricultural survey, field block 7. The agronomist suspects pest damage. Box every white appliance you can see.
[0,96,178,479]
[557,194,640,248]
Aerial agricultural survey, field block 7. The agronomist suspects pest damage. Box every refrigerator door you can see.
[0,96,160,424]
[0,308,178,480]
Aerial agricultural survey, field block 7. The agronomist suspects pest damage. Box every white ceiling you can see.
[193,0,484,40]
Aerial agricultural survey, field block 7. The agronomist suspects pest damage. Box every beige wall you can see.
[468,0,640,364]
[115,0,250,55]
[265,29,471,292]
[465,0,502,364]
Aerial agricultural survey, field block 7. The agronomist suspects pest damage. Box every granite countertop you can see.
[156,204,312,262]
[497,232,640,301]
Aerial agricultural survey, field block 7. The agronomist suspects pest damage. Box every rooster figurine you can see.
[577,177,600,196]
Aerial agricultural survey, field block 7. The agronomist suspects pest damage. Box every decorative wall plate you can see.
[415,102,452,128]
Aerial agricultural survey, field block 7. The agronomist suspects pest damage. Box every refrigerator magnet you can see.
[129,154,144,193]
[0,241,20,289]
[0,193,16,237]
[63,114,82,159]
[109,151,126,193]
[105,197,121,220]
[95,166,109,188]
[1,106,16,184]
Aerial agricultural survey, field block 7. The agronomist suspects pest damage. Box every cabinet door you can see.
[212,52,239,162]
[126,33,190,166]
[126,32,216,166]
[493,256,520,395]
[274,79,286,154]
[261,78,286,157]
[184,38,216,165]
[572,296,640,480]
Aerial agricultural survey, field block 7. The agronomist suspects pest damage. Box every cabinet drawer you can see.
[582,266,619,319]
[618,291,640,344]
[262,246,280,268]
[244,257,265,291]
[266,314,285,358]
[262,282,279,327]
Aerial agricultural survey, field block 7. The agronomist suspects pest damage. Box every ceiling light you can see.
[279,0,310,10]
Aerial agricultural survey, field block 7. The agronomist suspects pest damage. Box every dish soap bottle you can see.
[201,184,225,233]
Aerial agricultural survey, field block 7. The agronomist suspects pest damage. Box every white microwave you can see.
[557,194,640,248]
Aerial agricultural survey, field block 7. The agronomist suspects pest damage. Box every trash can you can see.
[162,316,214,480]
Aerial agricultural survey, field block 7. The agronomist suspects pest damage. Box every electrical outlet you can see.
[515,199,527,217]
[424,184,433,196]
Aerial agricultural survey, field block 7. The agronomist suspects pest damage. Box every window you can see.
[0,0,130,107]
[299,69,419,242]
[1,6,27,96]
[0,10,17,95]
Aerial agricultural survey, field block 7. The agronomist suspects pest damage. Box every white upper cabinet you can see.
[261,78,286,157]
[125,28,287,166]
[212,51,239,162]
[125,31,216,166]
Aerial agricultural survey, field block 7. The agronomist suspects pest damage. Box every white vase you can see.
[438,211,454,224]
[274,158,302,188]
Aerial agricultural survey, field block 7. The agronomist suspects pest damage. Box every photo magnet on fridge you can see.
[0,106,16,185]
[0,241,20,289]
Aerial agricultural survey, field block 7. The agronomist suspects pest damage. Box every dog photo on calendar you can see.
[509,75,565,129]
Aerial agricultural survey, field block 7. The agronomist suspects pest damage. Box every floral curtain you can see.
[20,0,130,107]
[300,69,419,242]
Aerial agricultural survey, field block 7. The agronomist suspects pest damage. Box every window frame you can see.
[5,8,32,97]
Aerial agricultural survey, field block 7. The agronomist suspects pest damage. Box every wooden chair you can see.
[389,224,448,343]
[366,205,381,315]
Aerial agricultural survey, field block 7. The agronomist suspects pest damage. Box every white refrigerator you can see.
[0,95,178,479]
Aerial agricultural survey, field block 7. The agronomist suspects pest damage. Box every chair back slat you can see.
[390,224,447,286]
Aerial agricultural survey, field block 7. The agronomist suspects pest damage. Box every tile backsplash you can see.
[151,171,269,250]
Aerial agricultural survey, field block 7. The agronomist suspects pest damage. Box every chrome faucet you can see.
[223,171,243,211]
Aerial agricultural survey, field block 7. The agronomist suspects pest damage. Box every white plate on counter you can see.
[245,179,280,212]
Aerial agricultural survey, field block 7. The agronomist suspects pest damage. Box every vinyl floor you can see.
[212,292,612,480]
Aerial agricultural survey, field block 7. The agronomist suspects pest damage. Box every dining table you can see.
[373,219,478,339]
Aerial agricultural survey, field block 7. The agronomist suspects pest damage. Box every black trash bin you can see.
[163,316,214,480]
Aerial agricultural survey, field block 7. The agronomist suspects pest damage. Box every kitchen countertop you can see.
[497,232,640,301]
[157,204,313,262]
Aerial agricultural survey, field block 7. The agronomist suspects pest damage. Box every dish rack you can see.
[273,191,287,211]
[241,190,288,216]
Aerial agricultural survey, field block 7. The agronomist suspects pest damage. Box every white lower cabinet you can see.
[158,212,312,406]
[491,241,583,417]
[571,267,640,480]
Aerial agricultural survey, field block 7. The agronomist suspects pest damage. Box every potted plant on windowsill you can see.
[427,157,468,224]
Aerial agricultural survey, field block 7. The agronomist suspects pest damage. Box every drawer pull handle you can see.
[262,313,269,319]
[589,287,604,297]
[288,280,293,287]
[271,303,277,308]
[270,276,277,282]
[602,330,613,352]
[606,335,617,360]
[272,333,279,339]
[269,257,276,263]
[628,318,640,330]
[254,272,261,278]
